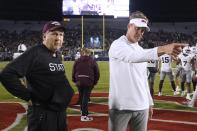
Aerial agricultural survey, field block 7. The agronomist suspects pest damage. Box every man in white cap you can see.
[108,11,188,131]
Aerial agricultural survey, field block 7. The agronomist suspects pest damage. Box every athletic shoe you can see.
[176,86,181,92]
[181,91,186,97]
[188,103,194,107]
[186,93,191,100]
[158,92,162,96]
[182,101,194,107]
[173,91,180,96]
[81,116,93,121]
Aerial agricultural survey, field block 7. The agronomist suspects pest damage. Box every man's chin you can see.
[136,38,141,41]
[55,46,61,50]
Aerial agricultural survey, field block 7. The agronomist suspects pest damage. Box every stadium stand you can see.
[0,20,197,61]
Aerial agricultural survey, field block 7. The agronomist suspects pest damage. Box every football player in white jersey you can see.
[190,46,197,93]
[13,44,27,59]
[158,54,178,96]
[75,51,81,60]
[13,44,27,89]
[174,60,182,93]
[183,45,197,107]
[183,64,197,107]
[183,88,197,107]
[177,46,194,100]
[147,60,159,97]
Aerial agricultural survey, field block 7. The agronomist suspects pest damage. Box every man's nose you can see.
[56,35,61,40]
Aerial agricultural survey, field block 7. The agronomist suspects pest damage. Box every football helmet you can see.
[18,44,27,52]
[182,46,191,55]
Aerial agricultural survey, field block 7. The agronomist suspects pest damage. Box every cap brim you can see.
[134,24,150,32]
[48,25,65,32]
[130,18,150,32]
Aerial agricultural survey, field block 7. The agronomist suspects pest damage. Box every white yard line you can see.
[154,107,197,113]
[151,118,197,125]
[2,113,26,131]
[72,128,104,131]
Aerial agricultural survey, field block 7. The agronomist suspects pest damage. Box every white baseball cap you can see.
[129,18,150,32]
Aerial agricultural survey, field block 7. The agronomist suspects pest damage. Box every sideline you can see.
[151,118,197,125]
[1,93,197,131]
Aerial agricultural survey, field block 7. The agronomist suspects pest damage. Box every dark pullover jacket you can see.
[72,56,100,87]
[0,44,74,111]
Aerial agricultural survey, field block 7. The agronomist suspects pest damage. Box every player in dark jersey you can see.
[0,21,74,131]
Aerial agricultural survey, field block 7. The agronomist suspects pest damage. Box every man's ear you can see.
[127,23,130,29]
[42,33,46,40]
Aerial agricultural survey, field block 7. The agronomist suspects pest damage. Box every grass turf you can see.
[0,61,196,131]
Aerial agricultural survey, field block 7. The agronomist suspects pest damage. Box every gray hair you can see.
[129,11,149,23]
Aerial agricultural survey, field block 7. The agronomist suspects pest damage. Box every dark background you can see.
[130,0,197,22]
[0,0,196,22]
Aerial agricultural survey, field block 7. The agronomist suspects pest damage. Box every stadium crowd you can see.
[0,26,196,61]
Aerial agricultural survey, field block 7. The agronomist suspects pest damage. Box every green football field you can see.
[0,61,196,107]
[0,61,182,99]
[0,61,197,131]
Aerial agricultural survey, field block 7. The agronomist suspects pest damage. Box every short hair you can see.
[80,48,91,56]
[129,11,149,23]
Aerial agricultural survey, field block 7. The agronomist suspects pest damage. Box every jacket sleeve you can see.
[109,41,159,63]
[93,60,100,85]
[0,47,36,101]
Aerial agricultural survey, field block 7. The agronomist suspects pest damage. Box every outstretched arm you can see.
[158,43,188,57]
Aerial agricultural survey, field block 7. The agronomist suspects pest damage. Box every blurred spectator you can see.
[0,21,196,61]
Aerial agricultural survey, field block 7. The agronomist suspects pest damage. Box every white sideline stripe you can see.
[68,113,108,117]
[151,118,197,125]
[154,107,197,113]
[1,102,27,131]
[72,128,104,131]
[2,113,26,131]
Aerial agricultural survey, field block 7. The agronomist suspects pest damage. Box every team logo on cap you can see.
[141,19,147,24]
[51,21,61,26]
